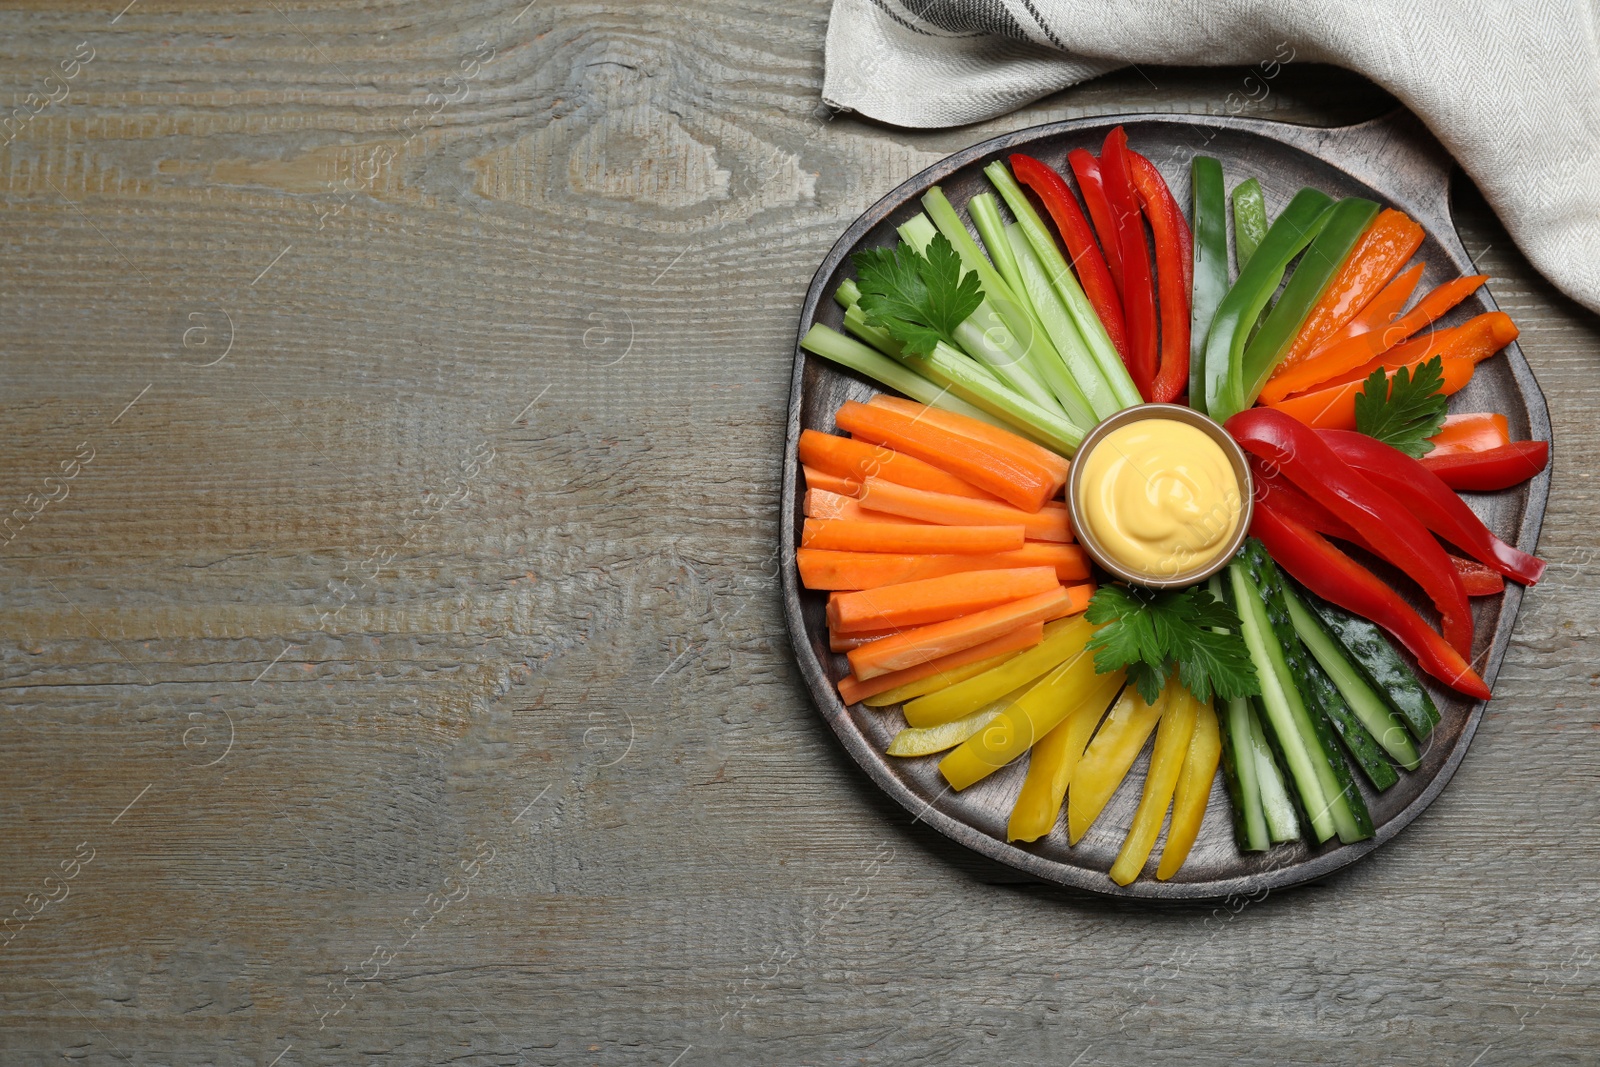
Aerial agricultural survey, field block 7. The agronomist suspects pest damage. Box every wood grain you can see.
[0,2,1596,1064]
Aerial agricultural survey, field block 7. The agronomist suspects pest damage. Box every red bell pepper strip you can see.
[1129,151,1192,404]
[1067,148,1123,292]
[1419,441,1550,491]
[1226,407,1475,658]
[1428,412,1510,457]
[1008,153,1130,363]
[1099,127,1159,400]
[1451,556,1506,596]
[1319,429,1546,585]
[1250,501,1492,700]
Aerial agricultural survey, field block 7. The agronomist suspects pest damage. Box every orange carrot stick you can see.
[826,566,1062,633]
[804,488,924,524]
[1260,263,1425,402]
[836,623,1044,705]
[866,395,1071,488]
[1266,356,1475,430]
[798,429,993,500]
[830,628,895,652]
[1276,208,1425,371]
[797,545,1091,590]
[802,465,857,496]
[847,584,1093,679]
[1427,412,1510,457]
[856,477,1073,543]
[1315,311,1517,390]
[833,400,1062,512]
[801,519,1024,555]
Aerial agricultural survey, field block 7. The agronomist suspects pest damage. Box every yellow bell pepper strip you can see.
[1067,684,1167,844]
[1110,682,1198,885]
[903,615,1094,728]
[1156,698,1223,880]
[862,647,1027,707]
[887,706,1004,758]
[938,647,1109,791]
[1006,670,1126,842]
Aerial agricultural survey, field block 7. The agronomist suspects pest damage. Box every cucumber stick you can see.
[1283,583,1421,771]
[1300,590,1441,743]
[1247,703,1301,842]
[1218,695,1269,851]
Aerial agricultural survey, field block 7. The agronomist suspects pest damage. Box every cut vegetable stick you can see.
[1260,263,1426,402]
[1067,685,1167,844]
[1427,412,1510,457]
[1005,672,1124,842]
[1385,272,1487,338]
[839,622,1043,705]
[857,477,1073,543]
[796,544,1089,591]
[1110,682,1198,885]
[827,566,1061,633]
[866,394,1072,489]
[1156,698,1223,880]
[1276,208,1424,370]
[903,614,1095,727]
[798,429,993,500]
[1315,311,1518,391]
[802,465,856,496]
[801,519,1024,555]
[829,629,894,653]
[887,706,1004,758]
[804,488,923,524]
[1266,355,1475,431]
[863,643,1032,707]
[833,400,1063,512]
[847,585,1087,680]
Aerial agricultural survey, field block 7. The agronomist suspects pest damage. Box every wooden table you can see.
[2,4,1596,1064]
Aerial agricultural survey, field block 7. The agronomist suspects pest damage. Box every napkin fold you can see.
[823,0,1600,315]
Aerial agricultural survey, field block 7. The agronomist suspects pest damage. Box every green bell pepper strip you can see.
[982,161,1144,411]
[1189,156,1228,412]
[1202,188,1334,421]
[1237,197,1380,410]
[1231,178,1269,269]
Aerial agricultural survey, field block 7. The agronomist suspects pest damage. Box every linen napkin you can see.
[822,0,1600,315]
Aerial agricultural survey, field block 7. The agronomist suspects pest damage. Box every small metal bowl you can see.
[1066,403,1254,590]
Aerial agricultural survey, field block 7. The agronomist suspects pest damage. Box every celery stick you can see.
[835,277,861,309]
[898,215,1064,417]
[907,342,1084,455]
[967,193,1025,301]
[801,323,1007,429]
[1005,224,1115,424]
[983,161,1142,410]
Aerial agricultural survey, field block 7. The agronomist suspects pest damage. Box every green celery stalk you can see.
[967,193,1025,299]
[1231,178,1269,270]
[1189,156,1228,413]
[801,321,1006,429]
[835,277,862,309]
[1203,188,1334,422]
[1237,197,1380,409]
[982,160,1142,411]
[1004,225,1108,425]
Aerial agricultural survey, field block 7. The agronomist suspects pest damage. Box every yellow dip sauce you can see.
[1077,419,1243,579]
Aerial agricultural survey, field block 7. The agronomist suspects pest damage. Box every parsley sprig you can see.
[1085,584,1260,705]
[1353,354,1447,457]
[851,234,983,356]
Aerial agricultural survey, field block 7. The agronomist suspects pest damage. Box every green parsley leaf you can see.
[1085,585,1259,705]
[1352,354,1448,457]
[852,233,983,356]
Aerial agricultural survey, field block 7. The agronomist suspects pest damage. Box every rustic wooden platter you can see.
[779,110,1552,900]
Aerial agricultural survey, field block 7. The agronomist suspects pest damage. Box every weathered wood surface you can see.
[0,4,1595,1064]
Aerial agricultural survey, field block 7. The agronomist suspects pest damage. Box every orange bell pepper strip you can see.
[1265,355,1474,430]
[1426,412,1511,457]
[1315,311,1517,392]
[1261,263,1423,402]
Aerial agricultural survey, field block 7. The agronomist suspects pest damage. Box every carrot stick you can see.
[847,584,1093,679]
[1427,412,1510,457]
[857,477,1073,543]
[1314,312,1517,391]
[833,400,1062,512]
[798,429,993,500]
[802,465,857,496]
[836,622,1044,705]
[866,394,1071,489]
[801,519,1024,555]
[1260,263,1425,402]
[797,544,1090,590]
[827,566,1061,633]
[1266,355,1475,430]
[804,488,923,524]
[830,628,895,652]
[1276,208,1424,371]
